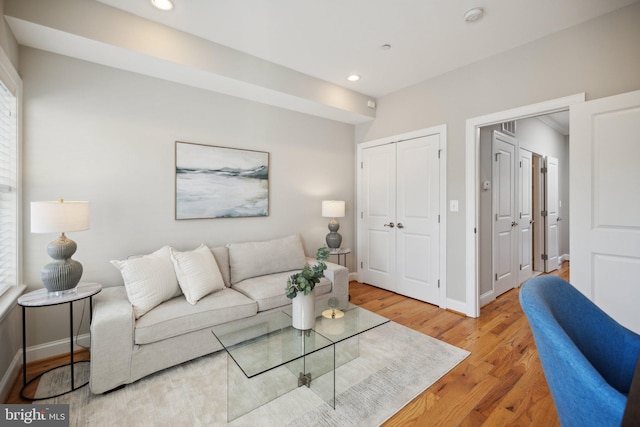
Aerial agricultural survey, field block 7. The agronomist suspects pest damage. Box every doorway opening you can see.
[464,93,585,317]
[477,116,569,307]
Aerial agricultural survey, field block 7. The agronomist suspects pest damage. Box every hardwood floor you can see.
[6,263,569,426]
[5,349,90,404]
[352,262,569,426]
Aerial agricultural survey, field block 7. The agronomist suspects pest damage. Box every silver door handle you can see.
[530,219,534,225]
[397,223,405,229]
[384,222,395,228]
[557,217,562,221]
[511,221,518,227]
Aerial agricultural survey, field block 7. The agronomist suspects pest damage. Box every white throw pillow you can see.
[111,246,180,319]
[171,244,225,305]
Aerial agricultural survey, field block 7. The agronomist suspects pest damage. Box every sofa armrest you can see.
[90,286,135,394]
[306,257,349,307]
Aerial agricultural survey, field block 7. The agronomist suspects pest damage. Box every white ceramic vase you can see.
[291,289,316,330]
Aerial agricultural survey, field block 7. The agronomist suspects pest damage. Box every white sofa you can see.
[89,235,349,394]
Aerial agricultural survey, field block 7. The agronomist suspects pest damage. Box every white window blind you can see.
[0,80,17,295]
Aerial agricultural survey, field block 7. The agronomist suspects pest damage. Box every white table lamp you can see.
[322,200,345,249]
[31,200,90,292]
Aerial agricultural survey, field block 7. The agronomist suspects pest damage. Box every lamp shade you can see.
[31,200,90,233]
[322,200,345,218]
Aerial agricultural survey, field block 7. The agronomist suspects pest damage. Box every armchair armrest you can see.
[89,286,135,393]
[306,257,349,306]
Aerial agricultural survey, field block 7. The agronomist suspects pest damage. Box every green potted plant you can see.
[286,247,330,329]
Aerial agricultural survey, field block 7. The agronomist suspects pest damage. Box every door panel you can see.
[361,144,396,291]
[519,149,533,283]
[396,136,440,303]
[493,132,517,297]
[571,90,640,333]
[544,156,560,272]
[360,134,441,305]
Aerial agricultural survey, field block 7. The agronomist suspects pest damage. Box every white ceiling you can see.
[5,0,637,124]
[95,0,638,98]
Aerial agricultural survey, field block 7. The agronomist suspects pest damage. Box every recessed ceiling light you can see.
[347,74,360,82]
[151,0,174,11]
[464,7,484,23]
[381,44,392,50]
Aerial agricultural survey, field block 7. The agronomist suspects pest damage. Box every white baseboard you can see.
[348,272,358,282]
[0,350,22,403]
[24,333,91,363]
[445,298,467,315]
[479,290,496,308]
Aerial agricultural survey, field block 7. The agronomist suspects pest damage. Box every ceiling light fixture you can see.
[381,44,392,50]
[347,74,360,82]
[464,7,484,23]
[151,0,174,11]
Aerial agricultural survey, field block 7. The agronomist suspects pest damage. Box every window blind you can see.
[0,81,17,295]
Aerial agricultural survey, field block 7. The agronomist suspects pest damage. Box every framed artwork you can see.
[175,141,269,219]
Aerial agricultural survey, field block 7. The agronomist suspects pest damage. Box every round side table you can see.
[18,282,102,400]
[328,248,351,267]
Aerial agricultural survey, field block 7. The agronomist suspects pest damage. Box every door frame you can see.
[464,94,584,317]
[356,124,447,308]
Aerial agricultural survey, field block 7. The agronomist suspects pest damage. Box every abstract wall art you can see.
[175,141,269,219]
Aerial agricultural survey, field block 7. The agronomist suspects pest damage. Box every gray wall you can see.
[355,3,640,303]
[20,47,355,348]
[0,0,18,70]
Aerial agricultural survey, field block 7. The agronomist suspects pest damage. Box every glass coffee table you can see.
[211,299,389,421]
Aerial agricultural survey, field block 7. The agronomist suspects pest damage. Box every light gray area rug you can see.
[37,322,469,427]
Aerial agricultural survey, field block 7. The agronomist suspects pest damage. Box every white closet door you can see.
[571,89,640,333]
[544,156,560,272]
[518,148,533,284]
[493,131,517,297]
[396,135,440,304]
[361,143,397,291]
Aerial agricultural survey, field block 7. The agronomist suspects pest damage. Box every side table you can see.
[18,282,102,400]
[329,248,351,268]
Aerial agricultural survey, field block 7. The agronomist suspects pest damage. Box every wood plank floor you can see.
[6,263,569,426]
[352,262,569,427]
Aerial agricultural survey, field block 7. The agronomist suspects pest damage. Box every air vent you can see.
[501,121,516,136]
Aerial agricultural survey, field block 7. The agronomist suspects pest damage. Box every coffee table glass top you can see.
[212,299,389,379]
[283,299,390,344]
[211,311,333,378]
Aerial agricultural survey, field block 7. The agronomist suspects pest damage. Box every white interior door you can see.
[518,148,533,283]
[544,156,560,272]
[493,131,517,297]
[396,136,440,304]
[571,90,640,333]
[361,143,397,291]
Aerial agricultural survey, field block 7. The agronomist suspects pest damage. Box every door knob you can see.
[530,219,534,225]
[384,222,395,228]
[397,223,405,229]
[557,217,562,221]
[511,221,518,227]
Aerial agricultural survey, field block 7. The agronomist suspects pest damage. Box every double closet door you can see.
[360,135,441,306]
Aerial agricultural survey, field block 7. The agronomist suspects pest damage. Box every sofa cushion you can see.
[228,234,307,285]
[210,246,231,288]
[111,246,180,319]
[134,288,257,345]
[232,270,332,312]
[171,244,225,304]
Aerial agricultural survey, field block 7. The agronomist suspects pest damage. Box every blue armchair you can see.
[520,275,640,427]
